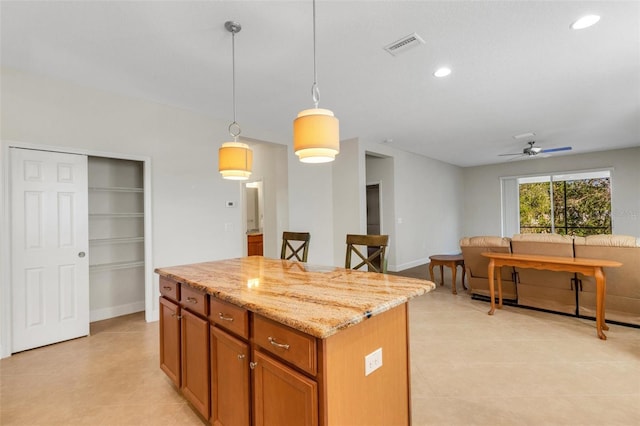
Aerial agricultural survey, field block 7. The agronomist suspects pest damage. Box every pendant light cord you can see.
[312,0,320,108]
[229,27,241,140]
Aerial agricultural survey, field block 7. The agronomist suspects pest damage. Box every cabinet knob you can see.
[237,354,245,361]
[186,297,197,304]
[249,361,258,370]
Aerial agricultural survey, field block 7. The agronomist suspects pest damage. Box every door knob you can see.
[78,252,86,258]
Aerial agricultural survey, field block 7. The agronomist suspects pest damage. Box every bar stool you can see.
[280,232,310,262]
[345,234,389,273]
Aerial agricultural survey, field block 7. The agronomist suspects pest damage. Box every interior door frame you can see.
[1,140,153,358]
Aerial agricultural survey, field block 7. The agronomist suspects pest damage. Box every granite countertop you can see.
[155,256,435,339]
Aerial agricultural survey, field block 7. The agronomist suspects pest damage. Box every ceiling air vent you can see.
[384,32,425,56]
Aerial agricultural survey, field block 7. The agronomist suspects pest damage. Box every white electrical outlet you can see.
[364,347,383,376]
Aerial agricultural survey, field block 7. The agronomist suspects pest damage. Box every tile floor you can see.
[1,271,638,425]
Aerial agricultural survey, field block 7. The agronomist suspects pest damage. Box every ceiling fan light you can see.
[219,142,253,180]
[571,15,600,30]
[293,108,340,163]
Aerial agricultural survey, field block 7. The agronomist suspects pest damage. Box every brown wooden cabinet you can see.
[158,272,413,426]
[247,233,263,256]
[210,326,250,426]
[159,296,181,387]
[181,309,210,420]
[252,349,318,426]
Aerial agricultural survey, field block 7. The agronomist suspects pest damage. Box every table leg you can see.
[488,259,495,315]
[429,262,435,283]
[461,264,467,290]
[439,265,444,286]
[451,262,457,295]
[496,266,503,309]
[595,267,608,340]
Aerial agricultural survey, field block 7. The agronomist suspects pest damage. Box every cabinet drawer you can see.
[181,285,208,317]
[209,298,249,339]
[253,315,317,376]
[159,276,180,302]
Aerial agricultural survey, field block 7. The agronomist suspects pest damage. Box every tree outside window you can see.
[519,171,612,236]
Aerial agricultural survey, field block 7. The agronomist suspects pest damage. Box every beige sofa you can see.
[574,235,640,326]
[459,234,640,327]
[511,233,577,315]
[459,236,517,301]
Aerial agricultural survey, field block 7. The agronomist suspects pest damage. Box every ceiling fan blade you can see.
[541,146,572,153]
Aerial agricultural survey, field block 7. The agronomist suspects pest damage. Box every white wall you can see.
[365,154,396,267]
[0,67,289,356]
[287,151,335,266]
[362,141,465,271]
[332,138,364,266]
[462,147,640,237]
[245,141,288,258]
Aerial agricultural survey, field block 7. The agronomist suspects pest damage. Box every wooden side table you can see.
[428,254,466,294]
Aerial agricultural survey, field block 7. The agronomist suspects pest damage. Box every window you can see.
[518,171,611,236]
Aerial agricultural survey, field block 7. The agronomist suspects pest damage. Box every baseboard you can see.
[390,257,430,272]
[90,301,145,322]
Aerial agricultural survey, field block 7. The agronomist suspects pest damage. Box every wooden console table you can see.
[481,252,622,340]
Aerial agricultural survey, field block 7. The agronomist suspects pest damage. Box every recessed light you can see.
[571,15,600,30]
[433,67,451,78]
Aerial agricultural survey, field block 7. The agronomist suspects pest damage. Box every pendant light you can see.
[219,21,253,180]
[293,0,339,163]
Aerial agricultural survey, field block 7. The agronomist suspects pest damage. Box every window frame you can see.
[500,168,613,237]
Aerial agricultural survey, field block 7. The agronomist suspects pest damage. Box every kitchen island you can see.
[155,256,435,426]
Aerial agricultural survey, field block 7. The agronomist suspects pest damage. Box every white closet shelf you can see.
[89,186,144,193]
[89,213,144,218]
[90,237,144,245]
[90,261,145,272]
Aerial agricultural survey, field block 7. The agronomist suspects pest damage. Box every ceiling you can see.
[1,1,639,167]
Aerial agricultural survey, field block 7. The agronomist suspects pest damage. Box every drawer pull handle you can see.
[163,286,172,291]
[237,354,245,361]
[218,312,234,322]
[249,361,258,370]
[186,297,198,304]
[171,313,182,320]
[268,336,290,350]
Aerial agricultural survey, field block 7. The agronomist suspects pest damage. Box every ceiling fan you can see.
[499,141,572,158]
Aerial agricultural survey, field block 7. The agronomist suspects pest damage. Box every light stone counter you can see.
[155,256,435,339]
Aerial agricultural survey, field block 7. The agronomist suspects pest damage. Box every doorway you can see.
[245,180,263,256]
[366,183,382,270]
[366,183,381,235]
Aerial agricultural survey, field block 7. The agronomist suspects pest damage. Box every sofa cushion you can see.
[459,236,516,300]
[574,234,640,325]
[511,233,576,314]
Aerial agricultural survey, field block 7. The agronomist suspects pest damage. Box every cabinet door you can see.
[181,309,210,419]
[210,326,250,426]
[159,297,181,387]
[252,350,318,426]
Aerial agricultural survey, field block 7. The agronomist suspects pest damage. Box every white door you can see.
[10,148,89,353]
